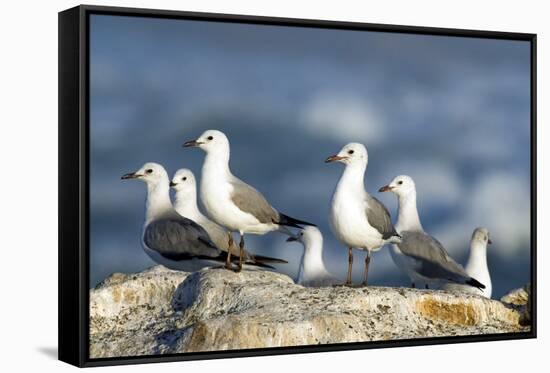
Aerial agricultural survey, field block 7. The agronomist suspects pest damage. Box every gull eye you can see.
[146,169,153,174]
[207,136,213,140]
[348,150,354,155]
[182,177,187,181]
[397,180,403,185]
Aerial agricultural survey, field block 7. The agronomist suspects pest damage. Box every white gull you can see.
[170,168,288,270]
[379,175,485,290]
[121,162,225,272]
[445,228,492,298]
[326,142,400,286]
[184,129,314,271]
[286,226,341,287]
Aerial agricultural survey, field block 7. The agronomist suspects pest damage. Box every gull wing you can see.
[398,230,472,284]
[365,195,399,240]
[144,217,223,261]
[229,178,279,224]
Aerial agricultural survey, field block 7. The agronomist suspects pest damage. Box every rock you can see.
[500,284,531,326]
[501,284,530,306]
[89,265,531,358]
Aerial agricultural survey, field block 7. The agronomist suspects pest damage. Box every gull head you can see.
[379,175,416,197]
[472,227,492,246]
[183,129,229,155]
[170,168,197,193]
[286,226,323,247]
[121,162,169,186]
[325,142,368,166]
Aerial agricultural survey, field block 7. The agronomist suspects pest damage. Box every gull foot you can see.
[333,282,350,287]
[216,263,238,271]
[210,265,226,270]
[345,281,354,287]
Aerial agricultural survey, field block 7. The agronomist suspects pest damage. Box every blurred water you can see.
[89,15,531,299]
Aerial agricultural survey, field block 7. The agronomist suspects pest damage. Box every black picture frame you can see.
[58,4,537,368]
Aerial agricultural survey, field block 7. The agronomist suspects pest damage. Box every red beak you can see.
[325,155,347,163]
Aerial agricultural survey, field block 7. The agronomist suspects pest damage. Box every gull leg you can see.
[225,233,234,270]
[411,282,416,288]
[237,233,245,272]
[346,247,353,286]
[363,250,372,286]
[425,284,429,290]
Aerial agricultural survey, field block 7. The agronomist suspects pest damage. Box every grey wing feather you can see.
[398,231,470,283]
[144,218,222,260]
[230,178,279,224]
[365,195,399,239]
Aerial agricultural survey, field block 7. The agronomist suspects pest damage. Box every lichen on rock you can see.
[89,265,531,358]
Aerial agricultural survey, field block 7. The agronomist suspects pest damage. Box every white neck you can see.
[395,190,423,232]
[336,162,367,195]
[145,180,173,224]
[174,188,202,219]
[299,238,327,279]
[466,241,488,271]
[202,148,232,180]
[465,241,491,297]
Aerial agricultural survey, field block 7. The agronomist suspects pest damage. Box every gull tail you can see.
[466,277,486,290]
[275,213,316,229]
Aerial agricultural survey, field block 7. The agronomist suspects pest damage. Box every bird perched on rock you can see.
[286,226,341,287]
[445,228,492,298]
[121,162,226,272]
[184,130,314,271]
[326,142,401,286]
[379,175,485,290]
[170,168,288,270]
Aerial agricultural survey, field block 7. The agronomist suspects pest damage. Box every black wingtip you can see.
[466,277,486,290]
[213,252,283,270]
[275,213,316,229]
[383,231,401,240]
[247,261,276,270]
[252,254,288,264]
[198,236,219,250]
[278,221,304,229]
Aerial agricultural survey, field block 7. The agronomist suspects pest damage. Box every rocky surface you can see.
[89,266,531,358]
[500,283,531,325]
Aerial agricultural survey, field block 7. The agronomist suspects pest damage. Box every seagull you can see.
[286,226,341,287]
[379,175,485,290]
[121,162,228,272]
[326,143,401,286]
[445,228,492,298]
[170,168,289,270]
[184,130,315,271]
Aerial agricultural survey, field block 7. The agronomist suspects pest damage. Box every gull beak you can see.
[378,185,393,192]
[169,181,177,187]
[183,139,203,147]
[325,155,346,163]
[488,239,492,245]
[121,172,140,180]
[286,236,298,242]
